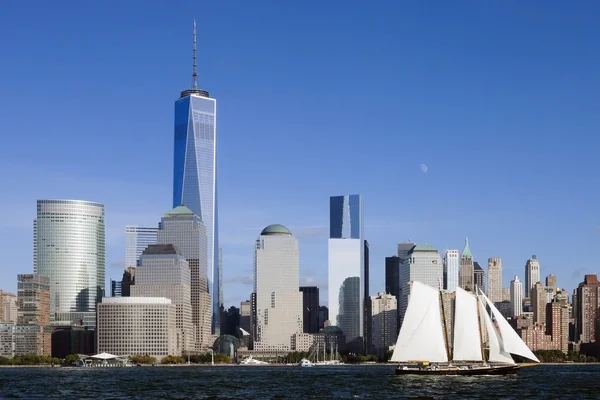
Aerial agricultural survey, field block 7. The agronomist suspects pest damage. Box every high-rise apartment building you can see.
[443,250,459,292]
[510,276,523,317]
[34,200,105,327]
[574,274,600,343]
[173,22,219,335]
[473,262,485,292]
[299,287,319,334]
[125,226,158,268]
[547,299,569,353]
[17,274,50,326]
[546,274,557,293]
[525,255,541,298]
[459,238,474,291]
[132,244,194,354]
[2,293,18,323]
[253,225,303,351]
[368,292,397,358]
[487,257,502,303]
[531,282,547,325]
[328,194,364,351]
[157,205,211,350]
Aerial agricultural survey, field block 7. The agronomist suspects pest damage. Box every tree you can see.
[129,355,157,364]
[63,354,80,366]
[161,355,185,364]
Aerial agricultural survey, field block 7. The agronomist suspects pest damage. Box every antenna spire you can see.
[192,20,198,89]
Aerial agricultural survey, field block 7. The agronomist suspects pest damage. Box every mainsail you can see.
[390,281,448,362]
[452,287,483,361]
[479,289,540,363]
[477,296,514,364]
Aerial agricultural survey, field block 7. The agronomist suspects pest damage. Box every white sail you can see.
[391,281,448,362]
[452,287,483,361]
[479,289,540,363]
[478,296,514,364]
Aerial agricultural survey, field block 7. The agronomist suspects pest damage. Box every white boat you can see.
[239,356,269,365]
[392,281,539,376]
[299,358,314,367]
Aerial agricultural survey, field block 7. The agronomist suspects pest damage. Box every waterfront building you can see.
[510,276,523,317]
[519,323,553,351]
[292,333,315,352]
[458,238,474,291]
[157,205,211,350]
[0,324,51,357]
[368,293,397,358]
[253,225,303,352]
[547,300,569,353]
[125,226,158,268]
[574,274,600,343]
[299,286,319,334]
[487,257,502,303]
[173,22,219,335]
[2,293,18,323]
[546,274,557,293]
[524,255,540,298]
[398,244,443,325]
[132,244,194,354]
[97,297,178,358]
[328,194,364,351]
[34,200,105,327]
[443,250,459,293]
[51,325,95,358]
[531,282,547,325]
[473,262,485,292]
[17,274,50,326]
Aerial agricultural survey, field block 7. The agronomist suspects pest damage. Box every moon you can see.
[420,164,428,173]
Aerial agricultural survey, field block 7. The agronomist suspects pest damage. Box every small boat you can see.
[391,282,539,376]
[299,358,314,367]
[239,356,269,365]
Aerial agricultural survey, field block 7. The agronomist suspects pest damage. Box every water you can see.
[0,364,599,399]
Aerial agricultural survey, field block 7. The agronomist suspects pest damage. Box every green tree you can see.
[63,354,80,366]
[161,355,185,364]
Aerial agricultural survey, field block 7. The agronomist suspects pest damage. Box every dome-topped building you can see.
[260,224,292,236]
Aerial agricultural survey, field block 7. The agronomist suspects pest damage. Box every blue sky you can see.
[1,1,599,307]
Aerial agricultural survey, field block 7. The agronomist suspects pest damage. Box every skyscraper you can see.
[443,250,459,292]
[459,237,474,291]
[253,224,303,351]
[328,194,363,351]
[299,286,319,334]
[385,256,400,328]
[34,200,105,327]
[473,262,485,292]
[125,226,158,268]
[525,255,540,298]
[368,292,397,358]
[487,257,502,303]
[363,239,370,351]
[574,274,600,343]
[173,22,219,334]
[510,276,523,317]
[530,282,547,325]
[545,274,557,293]
[17,274,50,326]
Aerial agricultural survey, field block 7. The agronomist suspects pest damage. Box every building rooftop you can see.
[101,297,172,304]
[141,244,180,256]
[260,224,292,236]
[409,243,437,253]
[461,237,473,259]
[164,205,196,217]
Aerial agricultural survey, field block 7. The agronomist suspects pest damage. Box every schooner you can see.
[391,281,539,375]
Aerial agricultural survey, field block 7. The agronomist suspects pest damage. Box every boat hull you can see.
[395,364,520,376]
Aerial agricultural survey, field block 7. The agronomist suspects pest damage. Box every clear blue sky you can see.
[1,1,599,307]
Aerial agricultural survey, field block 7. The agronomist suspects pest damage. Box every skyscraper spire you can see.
[192,20,198,89]
[461,236,472,259]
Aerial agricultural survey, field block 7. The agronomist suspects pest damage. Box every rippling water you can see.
[0,364,599,399]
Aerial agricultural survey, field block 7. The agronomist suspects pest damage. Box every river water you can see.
[0,364,598,399]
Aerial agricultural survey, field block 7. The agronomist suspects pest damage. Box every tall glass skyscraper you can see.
[173,22,220,334]
[34,200,105,327]
[328,194,364,352]
[125,226,158,268]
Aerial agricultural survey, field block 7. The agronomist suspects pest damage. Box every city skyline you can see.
[2,3,600,308]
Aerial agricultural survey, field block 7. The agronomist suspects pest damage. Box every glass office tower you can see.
[34,200,105,327]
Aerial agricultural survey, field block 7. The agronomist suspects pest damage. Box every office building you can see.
[385,256,400,329]
[2,293,18,323]
[444,250,459,292]
[173,22,219,335]
[253,225,303,351]
[502,288,510,302]
[157,205,211,350]
[531,282,547,325]
[474,262,485,292]
[132,244,194,354]
[487,257,502,303]
[363,239,370,351]
[299,287,319,334]
[125,226,158,268]
[51,325,95,358]
[510,276,523,317]
[17,274,50,326]
[525,255,541,298]
[110,280,121,297]
[328,194,364,351]
[34,200,105,327]
[240,300,251,336]
[120,267,136,297]
[318,306,329,330]
[546,274,557,293]
[98,297,179,358]
[368,293,397,358]
[459,238,474,291]
[574,274,600,343]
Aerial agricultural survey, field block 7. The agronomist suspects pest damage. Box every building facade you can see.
[531,282,547,325]
[299,287,319,334]
[487,257,502,303]
[125,226,158,268]
[368,293,397,358]
[2,293,18,323]
[547,300,569,353]
[34,200,105,327]
[473,262,485,292]
[459,238,474,291]
[120,267,136,297]
[444,250,459,293]
[546,274,557,293]
[510,276,523,317]
[253,225,303,351]
[574,274,600,343]
[17,274,50,326]
[525,255,541,298]
[328,194,364,351]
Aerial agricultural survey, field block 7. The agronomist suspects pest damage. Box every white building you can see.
[369,293,397,358]
[399,244,443,325]
[253,224,303,352]
[487,257,503,303]
[97,297,179,359]
[443,250,459,292]
[525,255,540,298]
[131,244,194,354]
[292,333,315,352]
[328,194,364,351]
[125,226,158,268]
[510,276,523,317]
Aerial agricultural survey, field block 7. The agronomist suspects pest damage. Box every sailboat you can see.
[391,281,539,375]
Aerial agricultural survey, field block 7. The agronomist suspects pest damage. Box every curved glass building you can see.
[34,200,105,327]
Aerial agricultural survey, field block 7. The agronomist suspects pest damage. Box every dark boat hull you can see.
[395,364,520,376]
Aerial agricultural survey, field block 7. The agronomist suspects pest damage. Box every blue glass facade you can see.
[329,194,362,239]
[173,93,220,334]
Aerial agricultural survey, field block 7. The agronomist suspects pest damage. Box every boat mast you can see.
[475,290,486,362]
[439,289,451,361]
